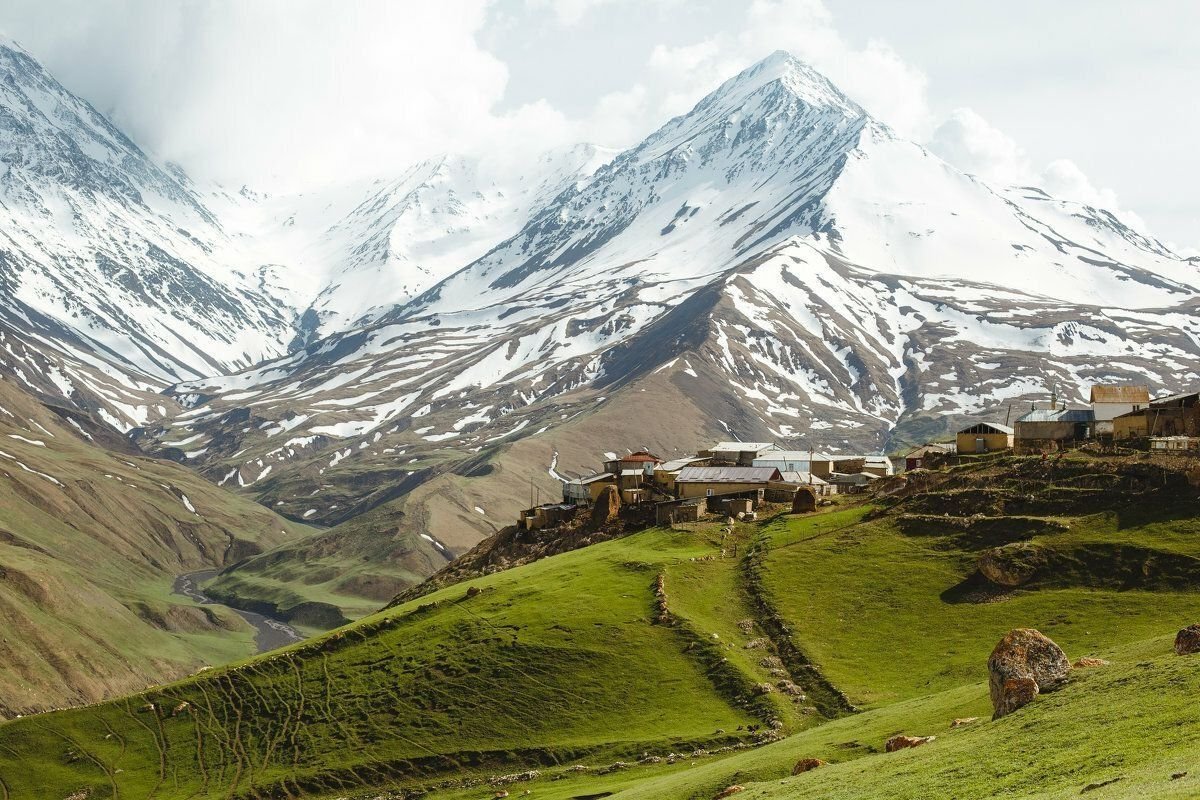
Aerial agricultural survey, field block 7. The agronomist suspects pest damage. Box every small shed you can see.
[656,498,706,525]
[956,422,1015,454]
[778,472,835,496]
[826,472,879,494]
[904,442,955,471]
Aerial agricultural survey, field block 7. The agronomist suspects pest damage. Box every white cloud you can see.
[1,0,574,189]
[927,107,1148,232]
[0,0,1182,247]
[560,0,933,150]
[928,108,1035,185]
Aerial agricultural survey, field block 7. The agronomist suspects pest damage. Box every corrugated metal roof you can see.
[569,472,614,485]
[706,442,778,452]
[1150,391,1200,407]
[780,471,828,485]
[676,466,781,483]
[904,443,956,458]
[1016,408,1094,423]
[619,469,644,477]
[1090,384,1150,403]
[958,422,1014,434]
[659,456,708,471]
[752,450,833,460]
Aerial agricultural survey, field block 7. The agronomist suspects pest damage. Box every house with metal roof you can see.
[1090,384,1150,434]
[1142,390,1200,438]
[751,450,829,472]
[1014,408,1095,450]
[673,465,782,498]
[562,472,616,504]
[700,441,780,466]
[956,422,1014,454]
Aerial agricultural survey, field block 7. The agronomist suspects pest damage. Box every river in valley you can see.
[172,569,304,653]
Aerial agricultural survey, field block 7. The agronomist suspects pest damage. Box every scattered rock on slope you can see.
[1174,624,1200,655]
[1072,657,1109,668]
[988,628,1070,718]
[978,542,1047,587]
[792,757,826,774]
[885,734,935,752]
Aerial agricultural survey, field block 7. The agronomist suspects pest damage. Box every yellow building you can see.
[1113,409,1148,440]
[956,422,1014,454]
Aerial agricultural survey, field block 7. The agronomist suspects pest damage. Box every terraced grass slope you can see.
[0,380,308,717]
[2,455,1199,799]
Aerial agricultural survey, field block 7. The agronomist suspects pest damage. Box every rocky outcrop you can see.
[791,487,817,513]
[1174,624,1200,655]
[885,734,935,752]
[591,485,621,528]
[988,628,1070,718]
[792,758,826,774]
[978,543,1048,587]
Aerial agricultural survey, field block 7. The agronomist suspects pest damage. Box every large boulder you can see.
[988,628,1070,718]
[791,487,817,513]
[1175,624,1200,655]
[590,485,621,528]
[978,542,1047,587]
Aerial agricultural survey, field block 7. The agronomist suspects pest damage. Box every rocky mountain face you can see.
[0,39,299,399]
[3,43,1199,607]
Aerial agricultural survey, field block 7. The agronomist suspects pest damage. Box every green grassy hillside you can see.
[0,380,309,717]
[2,455,1199,799]
[200,497,451,625]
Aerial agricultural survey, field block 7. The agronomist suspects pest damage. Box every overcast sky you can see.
[2,0,1196,251]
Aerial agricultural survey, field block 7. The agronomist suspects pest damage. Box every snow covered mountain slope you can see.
[206,145,615,342]
[149,51,1200,533]
[0,38,300,390]
[0,37,616,430]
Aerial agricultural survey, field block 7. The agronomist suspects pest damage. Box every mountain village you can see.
[525,382,1200,531]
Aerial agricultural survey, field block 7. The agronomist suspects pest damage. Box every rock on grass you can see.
[1174,624,1200,655]
[885,734,935,752]
[988,628,1070,719]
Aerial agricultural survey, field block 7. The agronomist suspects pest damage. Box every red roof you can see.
[618,451,663,463]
